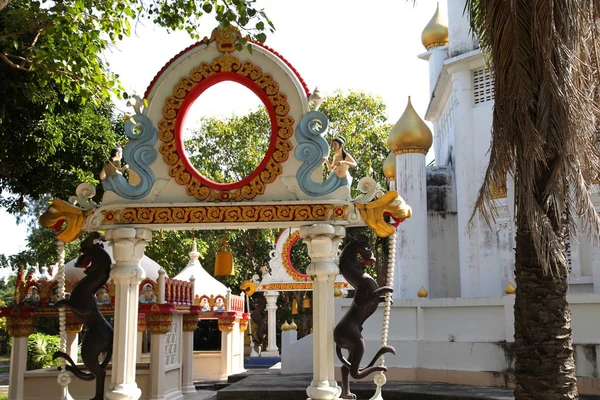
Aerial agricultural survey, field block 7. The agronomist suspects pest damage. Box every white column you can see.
[8,334,29,400]
[591,241,600,293]
[66,332,79,361]
[218,314,236,378]
[300,224,345,400]
[262,291,279,357]
[105,228,151,400]
[449,65,497,298]
[146,312,172,400]
[394,152,429,298]
[181,314,197,395]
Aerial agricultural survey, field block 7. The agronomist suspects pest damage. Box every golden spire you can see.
[382,151,396,181]
[387,97,433,154]
[421,3,449,50]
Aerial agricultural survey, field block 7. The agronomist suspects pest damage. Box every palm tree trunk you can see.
[514,171,577,399]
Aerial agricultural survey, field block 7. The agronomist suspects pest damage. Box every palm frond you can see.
[470,0,600,276]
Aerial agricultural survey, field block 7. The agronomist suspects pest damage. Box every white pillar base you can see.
[104,384,142,400]
[260,351,279,357]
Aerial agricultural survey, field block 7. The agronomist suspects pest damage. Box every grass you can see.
[0,393,7,400]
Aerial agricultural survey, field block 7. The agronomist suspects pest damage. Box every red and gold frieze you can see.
[183,314,199,332]
[138,314,147,333]
[282,230,310,282]
[217,312,238,333]
[259,281,349,291]
[7,315,35,337]
[239,313,250,332]
[66,315,83,334]
[101,204,341,225]
[146,313,173,334]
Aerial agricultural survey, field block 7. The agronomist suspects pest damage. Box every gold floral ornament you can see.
[354,191,412,238]
[158,26,295,202]
[39,199,92,243]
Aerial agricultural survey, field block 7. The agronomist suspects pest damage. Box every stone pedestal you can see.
[262,291,279,357]
[104,228,151,400]
[181,314,198,395]
[300,224,345,400]
[7,316,35,400]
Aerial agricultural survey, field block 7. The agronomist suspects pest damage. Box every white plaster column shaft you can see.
[66,332,79,361]
[450,65,502,297]
[300,224,345,400]
[8,336,28,400]
[590,238,600,293]
[105,227,151,400]
[181,315,197,395]
[394,152,429,298]
[427,47,448,97]
[148,329,167,400]
[263,291,279,356]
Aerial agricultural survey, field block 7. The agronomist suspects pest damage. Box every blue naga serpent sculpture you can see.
[295,111,349,197]
[101,112,157,200]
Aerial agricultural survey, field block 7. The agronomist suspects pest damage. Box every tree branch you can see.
[0,0,11,13]
[0,52,28,70]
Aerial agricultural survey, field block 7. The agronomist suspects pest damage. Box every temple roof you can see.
[174,240,228,297]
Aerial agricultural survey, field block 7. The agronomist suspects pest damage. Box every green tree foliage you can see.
[27,332,61,370]
[185,108,270,183]
[0,0,273,104]
[0,64,125,214]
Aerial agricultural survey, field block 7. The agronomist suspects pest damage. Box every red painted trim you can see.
[174,72,278,191]
[144,39,310,100]
[284,231,310,280]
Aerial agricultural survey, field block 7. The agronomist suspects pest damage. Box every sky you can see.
[0,0,444,261]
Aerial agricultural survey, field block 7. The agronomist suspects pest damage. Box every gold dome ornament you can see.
[388,97,433,155]
[214,234,235,276]
[334,288,343,298]
[382,151,396,181]
[417,286,429,298]
[504,282,516,295]
[281,321,291,331]
[289,320,298,331]
[421,2,449,50]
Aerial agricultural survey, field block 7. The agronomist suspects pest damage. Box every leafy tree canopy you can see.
[0,64,124,214]
[0,0,273,104]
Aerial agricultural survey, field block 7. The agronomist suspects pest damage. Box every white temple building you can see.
[284,1,600,395]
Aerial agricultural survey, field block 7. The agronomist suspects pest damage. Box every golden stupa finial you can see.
[504,282,516,295]
[382,151,396,181]
[421,2,449,50]
[417,286,429,298]
[388,97,433,155]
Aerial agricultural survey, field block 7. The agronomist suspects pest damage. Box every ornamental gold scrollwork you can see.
[158,46,294,202]
[282,231,310,282]
[146,313,173,334]
[100,204,340,225]
[182,314,199,332]
[217,314,237,333]
[7,315,36,337]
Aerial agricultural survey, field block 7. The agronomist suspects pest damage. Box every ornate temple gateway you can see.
[4,26,409,400]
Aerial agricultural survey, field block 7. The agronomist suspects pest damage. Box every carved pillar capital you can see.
[137,315,147,333]
[217,313,237,333]
[106,228,152,284]
[300,224,345,278]
[146,313,172,335]
[239,314,249,332]
[182,314,198,332]
[7,315,35,337]
[66,315,83,334]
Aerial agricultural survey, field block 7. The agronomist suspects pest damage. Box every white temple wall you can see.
[427,211,460,298]
[282,295,600,393]
[193,352,222,381]
[432,87,456,167]
[446,0,478,58]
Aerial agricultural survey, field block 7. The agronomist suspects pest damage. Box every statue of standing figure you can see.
[99,147,128,181]
[322,137,357,187]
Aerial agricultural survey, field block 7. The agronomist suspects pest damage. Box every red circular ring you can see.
[174,72,278,191]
